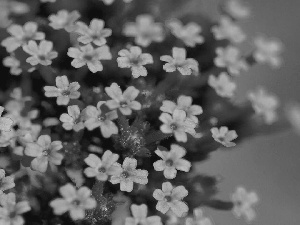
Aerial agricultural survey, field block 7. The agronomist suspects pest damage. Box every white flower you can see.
[110,157,148,192]
[24,135,63,173]
[3,56,22,75]
[50,183,96,221]
[59,105,84,132]
[211,126,238,147]
[67,44,112,73]
[0,169,15,194]
[153,144,191,179]
[44,75,80,105]
[84,101,118,138]
[231,186,259,222]
[223,0,251,20]
[117,46,153,78]
[84,151,121,181]
[0,106,13,132]
[248,88,279,124]
[212,16,246,43]
[208,72,236,98]
[49,10,81,32]
[76,19,112,46]
[167,19,204,47]
[285,103,300,135]
[153,182,188,217]
[185,208,213,225]
[214,46,248,76]
[125,204,162,225]
[253,36,283,68]
[23,40,58,66]
[123,14,164,47]
[101,0,132,5]
[161,47,199,76]
[160,95,203,123]
[1,22,45,52]
[105,83,142,115]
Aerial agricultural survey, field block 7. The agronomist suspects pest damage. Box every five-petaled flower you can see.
[208,72,237,98]
[0,106,13,132]
[59,105,84,132]
[49,10,81,32]
[3,55,22,75]
[0,169,15,194]
[44,75,80,105]
[223,0,251,20]
[211,126,238,147]
[125,204,162,225]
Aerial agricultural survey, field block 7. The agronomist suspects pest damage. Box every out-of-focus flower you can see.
[84,101,118,138]
[1,22,45,52]
[153,144,191,179]
[231,186,259,222]
[253,36,283,68]
[167,19,204,47]
[84,151,121,181]
[160,95,203,123]
[23,40,58,66]
[24,135,63,173]
[212,16,246,43]
[211,126,238,147]
[0,128,15,148]
[0,106,13,132]
[208,72,236,98]
[49,10,81,32]
[105,83,142,115]
[3,56,22,75]
[285,103,300,135]
[153,182,188,217]
[67,44,112,73]
[50,183,96,221]
[214,46,248,76]
[161,47,199,76]
[223,0,251,20]
[44,75,80,105]
[185,208,213,225]
[123,14,164,47]
[125,204,162,225]
[248,88,279,124]
[0,169,15,194]
[101,0,132,5]
[117,46,153,78]
[110,157,148,192]
[59,105,84,132]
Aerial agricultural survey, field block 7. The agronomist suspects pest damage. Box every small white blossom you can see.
[117,46,153,78]
[3,56,22,75]
[105,83,142,115]
[248,88,279,124]
[0,169,15,194]
[84,151,121,181]
[153,144,191,179]
[49,10,81,32]
[44,75,80,105]
[185,208,213,225]
[211,126,238,147]
[231,186,259,222]
[167,19,204,47]
[161,47,199,76]
[0,106,13,132]
[123,14,164,47]
[110,157,148,192]
[125,204,162,225]
[50,183,96,221]
[67,44,112,73]
[153,182,188,217]
[208,72,237,98]
[59,105,84,132]
[214,46,248,76]
[223,0,251,20]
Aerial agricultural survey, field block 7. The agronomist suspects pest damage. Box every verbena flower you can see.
[3,56,22,75]
[185,208,213,225]
[22,40,58,66]
[211,126,238,147]
[84,101,118,138]
[59,105,84,132]
[167,19,204,47]
[223,0,251,20]
[161,47,199,76]
[0,169,15,194]
[49,10,81,32]
[214,46,248,76]
[208,72,237,98]
[67,44,112,73]
[125,204,162,225]
[153,182,188,217]
[123,14,164,47]
[153,144,191,179]
[231,186,259,222]
[117,46,153,78]
[0,106,13,132]
[50,183,96,221]
[105,83,142,115]
[44,75,80,105]
[24,135,63,173]
[1,22,45,52]
[160,95,203,123]
[110,157,148,192]
[84,151,121,181]
[76,19,112,46]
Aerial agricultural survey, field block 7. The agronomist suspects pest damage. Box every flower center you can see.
[84,54,94,61]
[121,171,130,179]
[38,55,47,61]
[120,101,128,108]
[72,199,81,206]
[170,123,178,130]
[42,149,50,156]
[165,159,174,167]
[98,167,106,173]
[165,195,172,202]
[98,115,106,121]
[62,90,70,96]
